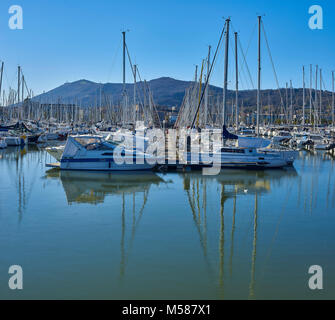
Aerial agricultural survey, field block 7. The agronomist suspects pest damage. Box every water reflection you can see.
[2,146,335,299]
[179,168,298,299]
[43,169,166,282]
[44,170,164,204]
[0,145,45,222]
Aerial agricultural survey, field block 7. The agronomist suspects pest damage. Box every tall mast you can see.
[285,82,288,124]
[256,16,261,136]
[319,68,322,125]
[134,64,137,122]
[22,74,24,103]
[332,71,334,127]
[302,66,305,126]
[122,31,126,93]
[204,45,211,127]
[0,62,4,106]
[17,66,21,104]
[99,83,102,122]
[314,65,318,131]
[290,80,293,125]
[234,32,239,132]
[222,18,230,127]
[309,64,313,124]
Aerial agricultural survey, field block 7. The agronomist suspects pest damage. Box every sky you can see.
[0,0,334,96]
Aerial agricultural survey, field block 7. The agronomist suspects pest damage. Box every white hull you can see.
[60,160,154,171]
[5,137,23,146]
[184,148,289,169]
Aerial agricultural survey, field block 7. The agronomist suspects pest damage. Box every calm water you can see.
[0,146,335,299]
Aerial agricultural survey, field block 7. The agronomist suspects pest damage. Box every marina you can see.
[1,1,335,302]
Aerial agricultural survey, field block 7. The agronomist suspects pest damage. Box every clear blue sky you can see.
[0,0,334,96]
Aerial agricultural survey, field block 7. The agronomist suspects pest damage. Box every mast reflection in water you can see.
[0,147,335,299]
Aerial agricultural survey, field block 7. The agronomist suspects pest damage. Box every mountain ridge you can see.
[33,77,333,111]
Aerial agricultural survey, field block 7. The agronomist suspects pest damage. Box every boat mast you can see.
[18,66,21,121]
[0,62,4,106]
[22,74,24,103]
[122,31,126,126]
[309,64,313,124]
[256,16,261,136]
[222,18,230,127]
[332,70,334,128]
[314,65,318,131]
[290,80,293,125]
[122,31,126,93]
[17,66,21,104]
[194,65,198,83]
[285,82,288,124]
[234,32,239,132]
[302,66,305,126]
[134,64,137,123]
[204,45,211,127]
[319,68,322,125]
[99,83,102,122]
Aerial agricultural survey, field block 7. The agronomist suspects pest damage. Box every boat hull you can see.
[4,137,25,146]
[60,158,154,171]
[183,151,288,169]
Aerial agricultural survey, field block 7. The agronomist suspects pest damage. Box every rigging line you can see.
[228,33,248,90]
[134,66,146,110]
[195,39,223,117]
[231,21,256,89]
[3,67,17,93]
[135,68,160,127]
[106,39,122,83]
[20,71,30,98]
[125,43,149,118]
[237,32,255,89]
[191,21,227,128]
[205,36,224,86]
[261,21,288,122]
[124,52,145,114]
[321,76,332,108]
[125,43,136,78]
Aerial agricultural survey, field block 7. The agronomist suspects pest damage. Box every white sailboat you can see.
[184,17,296,169]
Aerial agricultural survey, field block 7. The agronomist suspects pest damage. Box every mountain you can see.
[34,77,205,107]
[33,77,333,112]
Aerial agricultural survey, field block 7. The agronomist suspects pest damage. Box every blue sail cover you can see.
[222,125,238,140]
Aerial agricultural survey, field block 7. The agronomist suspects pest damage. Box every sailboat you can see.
[184,18,296,169]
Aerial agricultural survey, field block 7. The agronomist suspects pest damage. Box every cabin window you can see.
[220,148,245,154]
